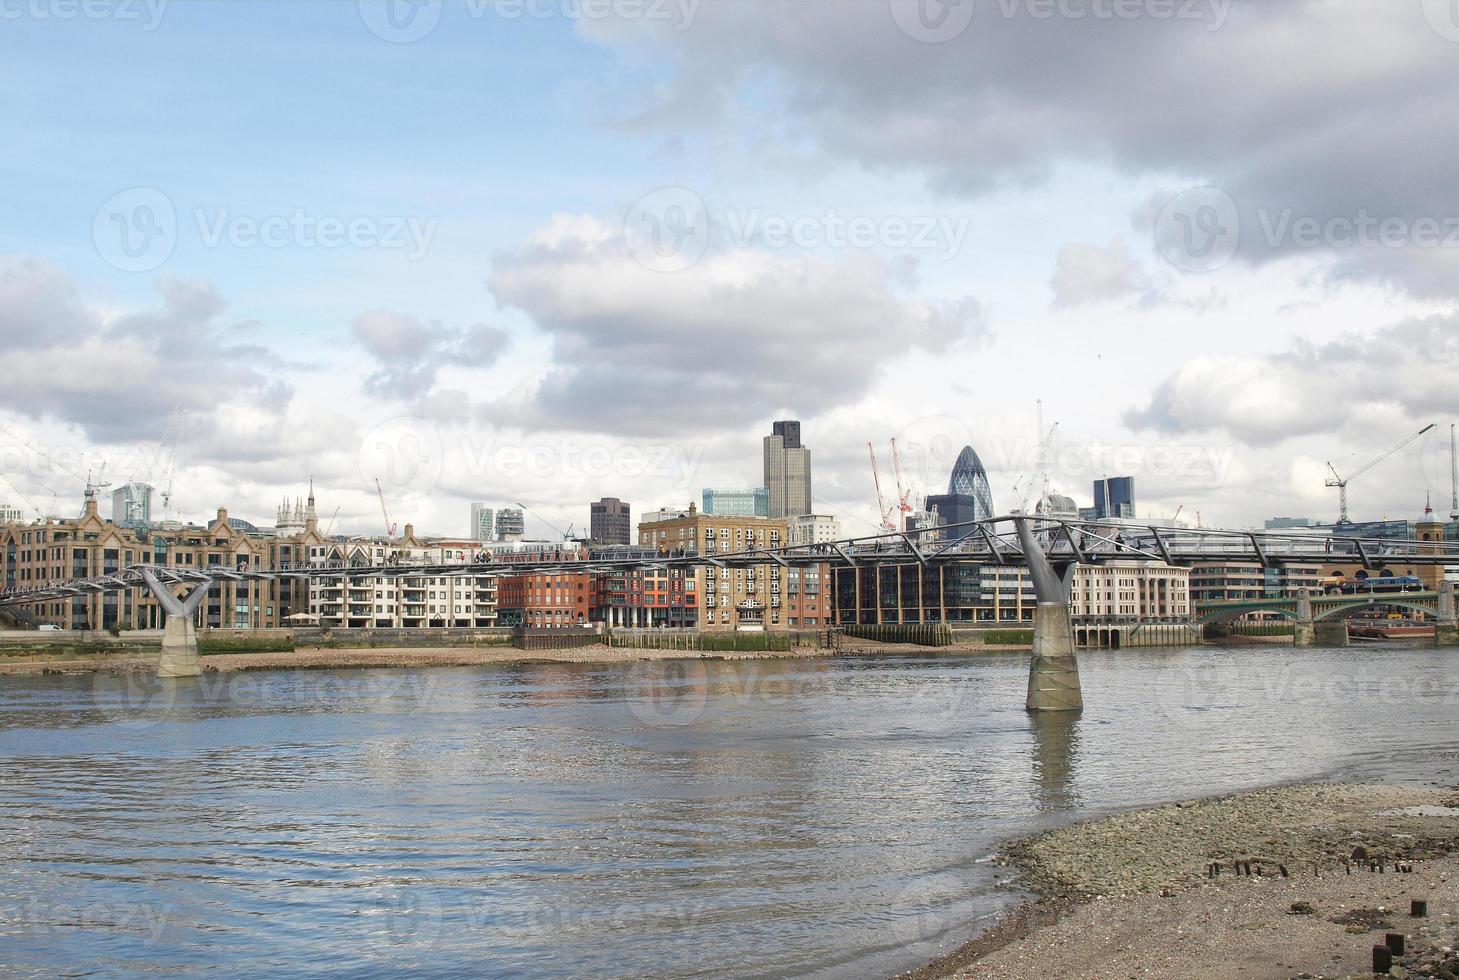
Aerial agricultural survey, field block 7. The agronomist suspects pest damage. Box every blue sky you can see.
[1,1,1456,537]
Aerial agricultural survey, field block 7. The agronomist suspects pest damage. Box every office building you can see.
[0,503,23,525]
[1265,517,1314,529]
[916,445,996,539]
[589,497,631,545]
[763,420,812,518]
[111,482,153,528]
[495,508,525,542]
[470,503,495,542]
[1093,477,1136,519]
[789,514,841,547]
[702,487,770,517]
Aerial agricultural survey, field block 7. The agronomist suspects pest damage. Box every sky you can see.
[2,0,1458,539]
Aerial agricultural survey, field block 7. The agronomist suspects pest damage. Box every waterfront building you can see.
[1093,476,1136,519]
[832,561,1191,625]
[1187,561,1323,602]
[1,495,325,630]
[470,503,494,542]
[639,505,829,630]
[494,507,525,542]
[589,497,631,545]
[497,571,592,629]
[110,483,153,528]
[702,487,770,517]
[763,420,812,518]
[789,514,841,547]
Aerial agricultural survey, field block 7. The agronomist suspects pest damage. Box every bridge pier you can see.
[1314,619,1349,647]
[140,569,211,677]
[1438,581,1458,647]
[1293,591,1315,647]
[1014,518,1082,713]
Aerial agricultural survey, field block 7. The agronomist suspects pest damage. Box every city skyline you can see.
[1,3,1457,540]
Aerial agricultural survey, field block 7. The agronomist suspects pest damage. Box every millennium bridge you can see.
[3,516,1456,711]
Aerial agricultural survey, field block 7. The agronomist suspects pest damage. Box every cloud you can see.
[0,259,292,443]
[486,214,989,432]
[351,311,509,398]
[1050,236,1152,306]
[585,1,1459,297]
[1124,315,1459,446]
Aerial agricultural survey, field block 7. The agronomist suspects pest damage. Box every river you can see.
[1,644,1457,978]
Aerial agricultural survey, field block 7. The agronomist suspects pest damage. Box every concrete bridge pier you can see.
[139,569,211,677]
[1314,619,1349,646]
[1014,518,1082,713]
[1293,591,1315,647]
[1438,581,1458,647]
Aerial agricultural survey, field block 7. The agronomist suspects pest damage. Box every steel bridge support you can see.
[1014,517,1082,712]
[139,569,211,677]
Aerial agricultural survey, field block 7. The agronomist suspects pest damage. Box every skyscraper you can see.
[763,420,812,518]
[590,497,631,545]
[921,445,996,539]
[470,503,495,542]
[1093,477,1136,519]
[111,482,154,528]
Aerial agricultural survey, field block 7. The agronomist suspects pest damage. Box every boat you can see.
[1347,618,1436,640]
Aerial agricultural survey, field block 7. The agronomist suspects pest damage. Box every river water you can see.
[1,645,1457,978]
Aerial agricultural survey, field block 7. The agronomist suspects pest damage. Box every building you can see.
[307,527,497,629]
[638,507,683,525]
[639,504,829,630]
[497,571,592,629]
[111,482,153,528]
[470,503,495,542]
[1265,517,1314,529]
[1036,492,1079,520]
[833,561,1190,625]
[789,514,841,547]
[494,508,525,542]
[763,420,812,518]
[915,445,997,540]
[1092,476,1136,519]
[1188,562,1323,602]
[2,494,325,631]
[589,497,631,545]
[702,487,769,517]
[0,504,23,525]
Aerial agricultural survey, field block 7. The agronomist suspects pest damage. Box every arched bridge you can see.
[1196,592,1445,626]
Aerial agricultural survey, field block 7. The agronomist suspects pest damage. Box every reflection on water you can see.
[0,645,1457,978]
[1029,710,1081,813]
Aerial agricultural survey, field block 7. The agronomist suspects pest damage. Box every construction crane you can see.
[514,501,578,542]
[375,479,397,538]
[1325,423,1436,524]
[890,438,915,527]
[867,443,897,532]
[1450,424,1458,522]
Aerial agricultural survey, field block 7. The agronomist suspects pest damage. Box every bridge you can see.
[4,515,1457,710]
[1196,588,1457,645]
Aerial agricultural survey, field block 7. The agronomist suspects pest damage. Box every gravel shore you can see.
[915,783,1459,980]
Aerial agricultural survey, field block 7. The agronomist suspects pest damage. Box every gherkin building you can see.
[947,445,996,520]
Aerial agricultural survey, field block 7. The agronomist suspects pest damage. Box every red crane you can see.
[890,437,915,527]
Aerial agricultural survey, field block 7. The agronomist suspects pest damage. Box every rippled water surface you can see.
[2,645,1458,978]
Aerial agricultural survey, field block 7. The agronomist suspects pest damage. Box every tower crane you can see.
[890,438,915,528]
[375,479,398,538]
[867,443,897,532]
[1324,423,1435,524]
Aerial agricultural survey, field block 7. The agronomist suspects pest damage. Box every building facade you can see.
[1093,476,1136,519]
[639,505,829,630]
[589,497,631,545]
[763,420,812,518]
[470,503,495,542]
[1187,561,1323,602]
[701,487,769,517]
[789,514,841,547]
[494,508,525,542]
[111,482,153,528]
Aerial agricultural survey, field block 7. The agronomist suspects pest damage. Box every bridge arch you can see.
[1312,598,1439,621]
[1195,604,1297,627]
